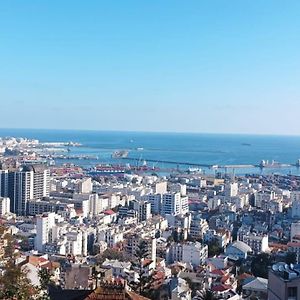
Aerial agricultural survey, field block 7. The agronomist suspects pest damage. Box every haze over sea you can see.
[1,128,300,176]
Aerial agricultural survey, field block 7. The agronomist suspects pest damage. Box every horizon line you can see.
[0,127,299,138]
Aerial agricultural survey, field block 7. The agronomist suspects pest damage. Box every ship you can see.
[88,164,126,176]
[259,160,290,168]
[111,150,129,158]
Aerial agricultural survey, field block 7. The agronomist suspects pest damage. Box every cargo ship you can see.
[87,164,126,176]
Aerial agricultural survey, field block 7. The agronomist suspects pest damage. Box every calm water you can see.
[1,128,300,175]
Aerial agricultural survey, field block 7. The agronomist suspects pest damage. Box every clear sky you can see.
[1,1,300,135]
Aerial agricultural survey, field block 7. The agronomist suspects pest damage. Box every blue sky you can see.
[0,1,300,134]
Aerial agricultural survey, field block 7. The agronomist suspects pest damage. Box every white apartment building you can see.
[240,233,268,254]
[161,192,189,216]
[98,226,124,248]
[0,197,10,217]
[225,182,238,198]
[131,200,152,221]
[144,193,162,214]
[167,242,208,266]
[168,183,187,196]
[124,235,157,265]
[254,191,275,208]
[63,229,88,256]
[35,212,56,252]
[190,218,209,239]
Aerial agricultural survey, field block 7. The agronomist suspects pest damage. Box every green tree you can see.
[194,289,217,300]
[285,252,297,264]
[38,268,53,290]
[135,240,149,294]
[251,253,272,278]
[132,240,157,298]
[97,248,126,264]
[208,241,222,257]
[0,256,36,299]
[0,232,38,299]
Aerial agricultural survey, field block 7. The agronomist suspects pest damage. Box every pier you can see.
[122,157,297,170]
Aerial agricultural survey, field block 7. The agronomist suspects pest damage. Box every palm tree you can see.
[194,289,218,300]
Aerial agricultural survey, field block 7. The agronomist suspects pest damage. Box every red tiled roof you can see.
[104,210,116,215]
[142,259,153,267]
[238,273,254,280]
[212,284,232,292]
[153,271,165,280]
[211,269,226,276]
[288,242,300,247]
[221,274,231,283]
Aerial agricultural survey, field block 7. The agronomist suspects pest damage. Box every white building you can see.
[241,233,268,254]
[254,191,275,208]
[169,183,187,196]
[291,221,300,240]
[161,193,189,216]
[190,218,209,239]
[167,242,208,266]
[63,229,88,256]
[35,212,56,252]
[208,197,221,210]
[78,177,92,194]
[225,241,252,260]
[225,182,238,198]
[144,193,162,214]
[153,181,167,194]
[98,226,124,248]
[131,200,152,221]
[0,197,10,217]
[124,235,157,265]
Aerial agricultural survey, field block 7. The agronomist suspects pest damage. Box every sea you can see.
[1,128,300,176]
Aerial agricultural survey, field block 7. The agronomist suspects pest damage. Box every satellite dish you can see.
[272,264,279,272]
[279,265,285,272]
[290,263,294,270]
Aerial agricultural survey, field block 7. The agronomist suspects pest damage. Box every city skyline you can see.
[1,1,300,135]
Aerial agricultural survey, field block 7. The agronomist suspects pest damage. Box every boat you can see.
[259,160,288,168]
[188,167,202,173]
[111,150,129,158]
[136,147,144,151]
[241,143,251,146]
[88,164,126,176]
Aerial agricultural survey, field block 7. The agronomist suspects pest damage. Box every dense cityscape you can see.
[2,0,300,298]
[0,136,299,300]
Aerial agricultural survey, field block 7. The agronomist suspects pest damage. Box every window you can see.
[288,287,297,299]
